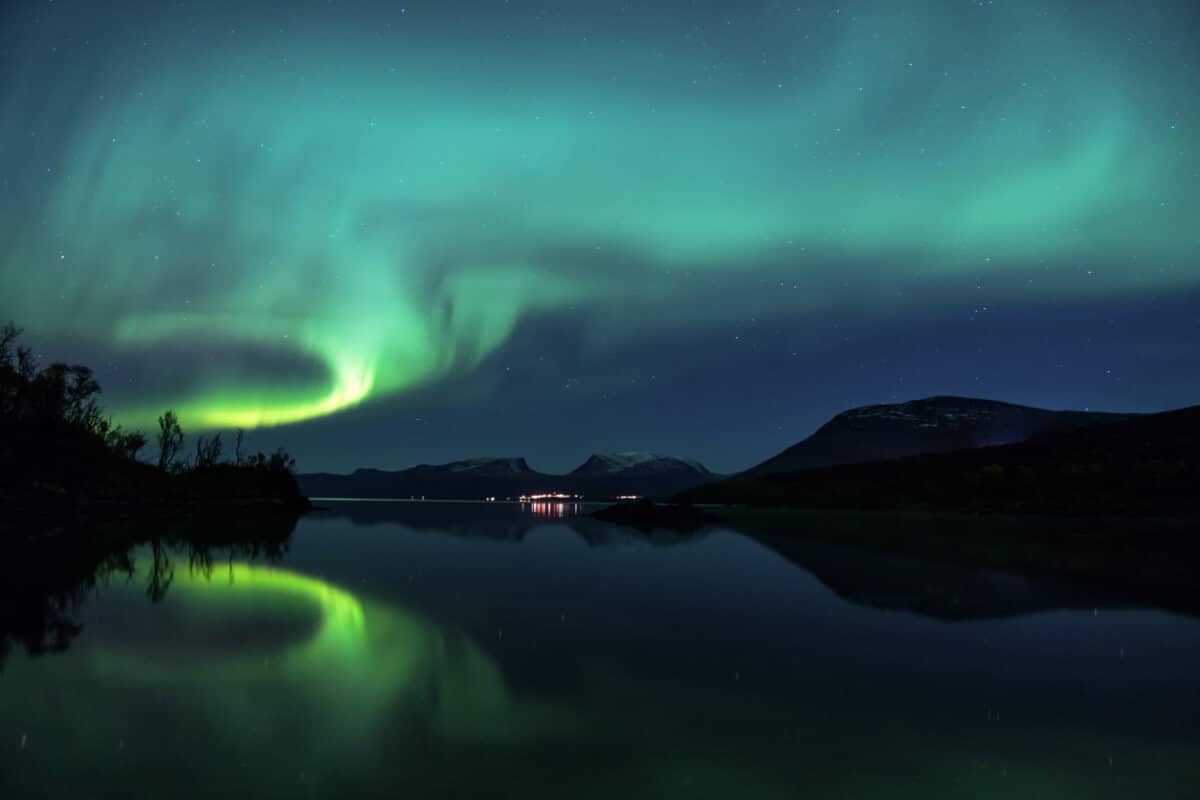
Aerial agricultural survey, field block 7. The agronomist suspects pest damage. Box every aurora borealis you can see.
[2,0,1198,471]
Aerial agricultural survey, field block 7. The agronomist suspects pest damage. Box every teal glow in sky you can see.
[1,0,1197,469]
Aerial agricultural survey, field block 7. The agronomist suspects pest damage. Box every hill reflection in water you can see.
[311,499,1191,621]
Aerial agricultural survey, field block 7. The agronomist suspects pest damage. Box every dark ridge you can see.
[679,404,1200,516]
[745,395,1133,477]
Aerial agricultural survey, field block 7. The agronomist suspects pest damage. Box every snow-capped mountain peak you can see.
[438,457,533,474]
[571,452,711,476]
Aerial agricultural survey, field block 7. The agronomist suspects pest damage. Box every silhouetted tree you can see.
[2,323,149,463]
[193,432,223,469]
[269,447,296,474]
[242,447,296,474]
[105,427,148,460]
[233,428,245,465]
[156,410,184,471]
[145,538,175,603]
[22,362,104,431]
[0,321,162,455]
[0,323,35,417]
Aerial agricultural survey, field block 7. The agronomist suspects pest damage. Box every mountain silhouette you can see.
[299,453,716,500]
[744,396,1130,476]
[681,403,1199,515]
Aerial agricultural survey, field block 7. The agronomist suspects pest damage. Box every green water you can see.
[3,501,1198,798]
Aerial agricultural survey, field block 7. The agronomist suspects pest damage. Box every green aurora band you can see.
[1,0,1195,428]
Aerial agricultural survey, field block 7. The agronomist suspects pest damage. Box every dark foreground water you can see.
[3,501,1199,798]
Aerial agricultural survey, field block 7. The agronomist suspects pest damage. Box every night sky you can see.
[2,0,1197,473]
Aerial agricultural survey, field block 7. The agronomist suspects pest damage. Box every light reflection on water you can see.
[522,500,584,518]
[2,500,1200,799]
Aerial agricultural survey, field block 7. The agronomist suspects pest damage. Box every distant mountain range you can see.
[298,452,717,500]
[300,395,1192,510]
[743,396,1131,477]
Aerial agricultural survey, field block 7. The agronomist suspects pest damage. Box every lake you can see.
[3,500,1199,798]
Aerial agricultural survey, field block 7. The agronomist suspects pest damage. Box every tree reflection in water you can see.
[0,510,298,667]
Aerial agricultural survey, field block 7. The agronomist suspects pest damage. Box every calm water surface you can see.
[3,501,1199,798]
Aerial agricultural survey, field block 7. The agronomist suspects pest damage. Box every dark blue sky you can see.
[2,0,1197,472]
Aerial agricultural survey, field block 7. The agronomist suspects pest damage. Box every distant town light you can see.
[517,492,580,501]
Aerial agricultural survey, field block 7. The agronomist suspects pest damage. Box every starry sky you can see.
[2,0,1197,473]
